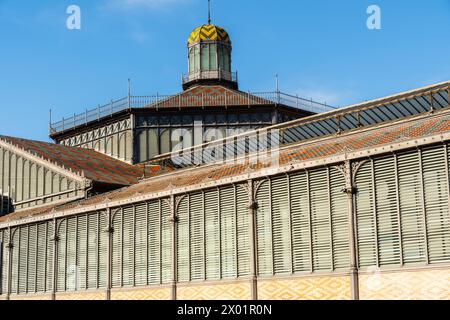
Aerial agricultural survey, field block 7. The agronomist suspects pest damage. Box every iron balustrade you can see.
[49,92,334,135]
[182,70,238,84]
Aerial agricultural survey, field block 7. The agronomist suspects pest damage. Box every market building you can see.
[0,16,449,300]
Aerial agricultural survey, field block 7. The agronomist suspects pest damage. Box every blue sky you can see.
[0,0,449,142]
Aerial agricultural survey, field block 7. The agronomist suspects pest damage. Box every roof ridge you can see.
[0,136,86,180]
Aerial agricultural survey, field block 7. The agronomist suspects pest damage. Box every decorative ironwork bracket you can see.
[334,159,369,191]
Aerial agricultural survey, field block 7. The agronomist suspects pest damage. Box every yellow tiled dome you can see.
[188,24,231,45]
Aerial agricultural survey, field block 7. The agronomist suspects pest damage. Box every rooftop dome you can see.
[188,24,231,46]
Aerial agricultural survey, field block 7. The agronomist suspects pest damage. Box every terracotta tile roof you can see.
[135,163,177,178]
[150,85,273,108]
[2,110,450,223]
[0,136,143,186]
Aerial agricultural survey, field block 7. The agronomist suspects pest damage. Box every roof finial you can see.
[208,0,211,25]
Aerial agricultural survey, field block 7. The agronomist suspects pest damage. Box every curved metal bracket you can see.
[334,159,369,192]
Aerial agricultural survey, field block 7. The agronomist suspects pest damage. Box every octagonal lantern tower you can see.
[183,21,238,90]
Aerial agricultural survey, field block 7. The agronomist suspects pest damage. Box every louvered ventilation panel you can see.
[309,169,333,271]
[355,161,378,267]
[256,180,273,276]
[66,217,77,291]
[329,168,350,270]
[86,213,97,290]
[177,196,190,282]
[98,212,108,289]
[355,145,450,269]
[220,186,237,279]
[398,151,427,265]
[0,230,5,295]
[236,184,251,277]
[271,176,291,275]
[122,206,134,287]
[10,230,18,294]
[27,225,37,293]
[205,189,220,280]
[57,219,67,292]
[77,214,88,290]
[189,192,204,281]
[18,227,28,294]
[36,223,47,293]
[290,171,311,273]
[423,146,450,263]
[111,211,123,288]
[46,222,54,292]
[148,200,161,285]
[134,203,147,287]
[161,199,172,284]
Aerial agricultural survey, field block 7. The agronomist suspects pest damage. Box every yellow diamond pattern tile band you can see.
[2,268,449,300]
[359,268,450,300]
[258,276,351,300]
[111,287,172,300]
[188,24,230,45]
[177,282,251,300]
[56,292,105,300]
[9,294,52,301]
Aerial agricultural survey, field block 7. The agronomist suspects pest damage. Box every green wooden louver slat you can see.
[10,229,18,294]
[309,169,333,271]
[57,219,67,292]
[189,193,204,281]
[86,214,96,289]
[18,227,28,294]
[0,230,5,295]
[374,157,401,267]
[355,161,377,267]
[135,203,147,287]
[236,184,251,277]
[122,206,134,287]
[205,189,220,280]
[46,222,54,292]
[177,196,190,282]
[290,171,311,273]
[329,168,349,270]
[398,151,427,265]
[271,176,290,275]
[256,180,272,276]
[66,217,77,291]
[148,200,161,285]
[77,215,87,290]
[111,211,122,288]
[220,186,237,279]
[87,213,100,289]
[27,225,37,293]
[98,213,107,289]
[36,223,46,293]
[161,199,172,284]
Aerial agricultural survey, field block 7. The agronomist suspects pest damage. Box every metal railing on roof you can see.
[182,70,238,84]
[49,91,335,135]
[151,82,450,168]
